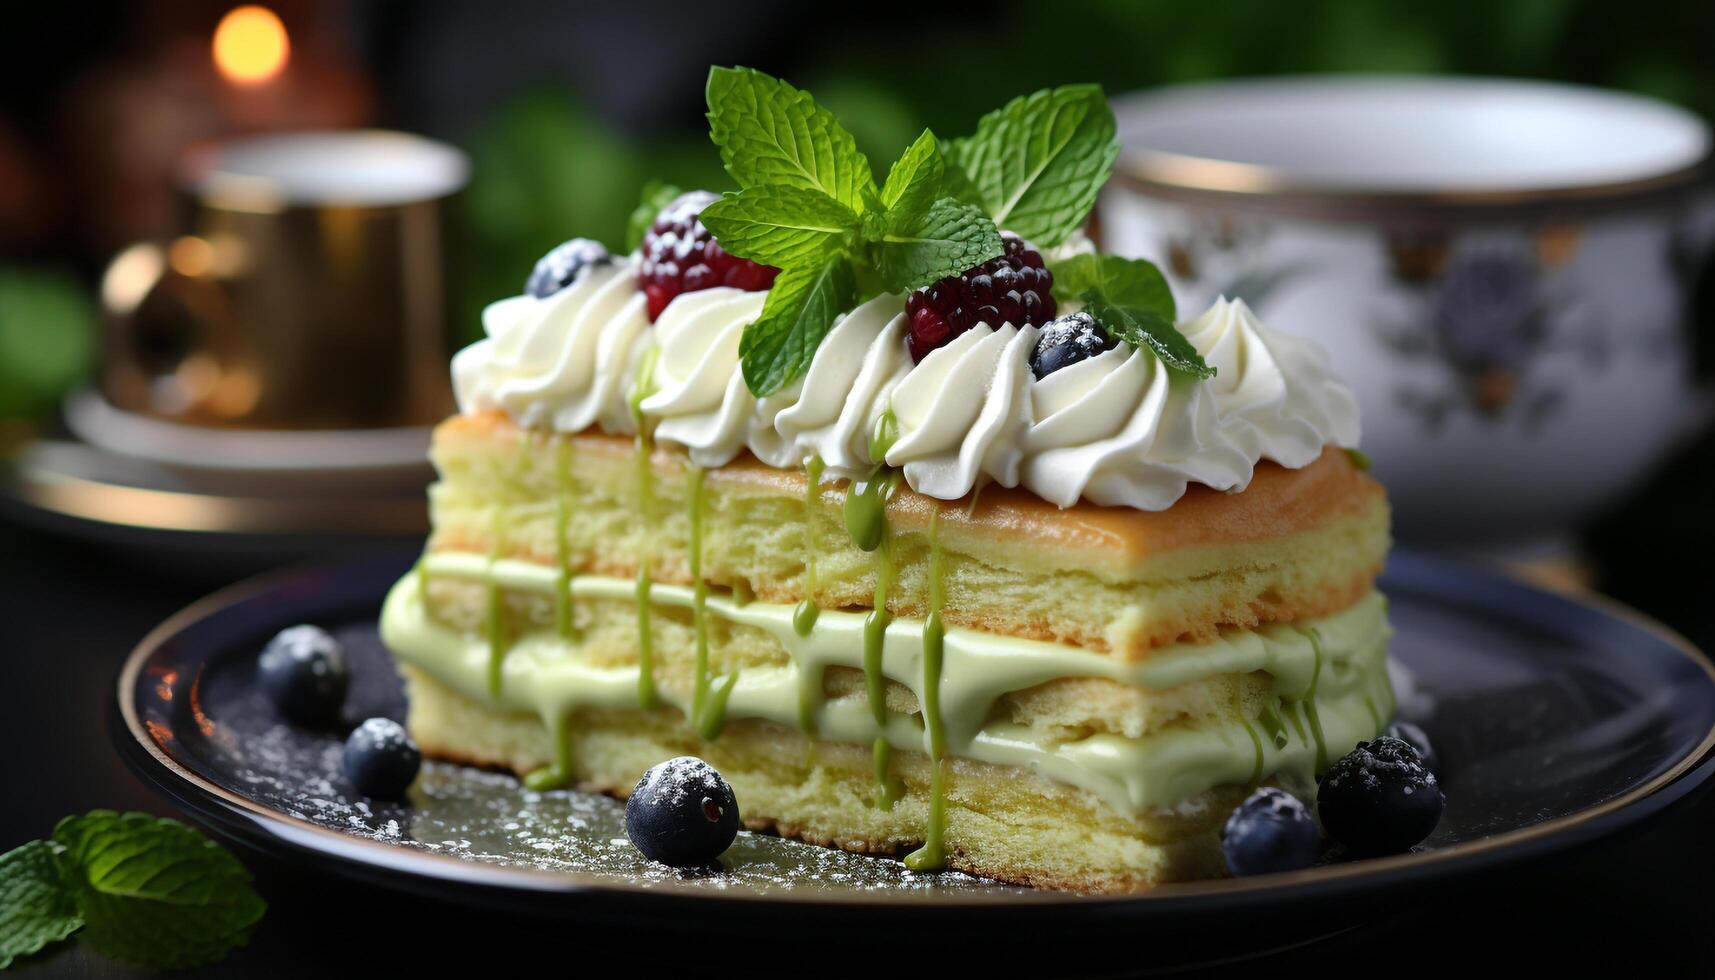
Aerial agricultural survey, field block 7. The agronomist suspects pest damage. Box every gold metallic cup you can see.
[102,130,468,430]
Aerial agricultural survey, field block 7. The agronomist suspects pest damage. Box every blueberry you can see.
[525,238,612,298]
[1317,735,1444,855]
[1030,311,1115,379]
[257,625,348,727]
[342,717,421,801]
[1221,787,1321,876]
[1384,721,1439,775]
[624,756,740,867]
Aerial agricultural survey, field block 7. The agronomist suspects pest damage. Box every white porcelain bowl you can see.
[1101,76,1712,547]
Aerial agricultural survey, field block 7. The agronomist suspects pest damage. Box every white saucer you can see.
[63,389,433,479]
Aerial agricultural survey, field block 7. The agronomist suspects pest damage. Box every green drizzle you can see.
[699,672,740,740]
[904,760,948,872]
[522,713,576,791]
[868,408,898,463]
[687,464,714,730]
[871,739,900,810]
[1258,701,1291,750]
[904,509,949,871]
[860,470,899,809]
[1302,627,1330,773]
[631,349,661,710]
[793,456,826,730]
[1233,684,1265,785]
[843,470,899,553]
[484,508,507,699]
[552,439,578,640]
[792,600,820,637]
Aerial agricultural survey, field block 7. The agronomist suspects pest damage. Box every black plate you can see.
[115,550,1715,937]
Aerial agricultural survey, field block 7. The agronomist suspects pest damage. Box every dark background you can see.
[5,2,1715,975]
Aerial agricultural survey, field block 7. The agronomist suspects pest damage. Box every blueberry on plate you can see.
[1222,787,1321,876]
[1384,720,1439,775]
[625,756,740,868]
[525,238,612,298]
[1030,311,1115,379]
[257,625,348,727]
[1317,735,1444,855]
[343,717,421,801]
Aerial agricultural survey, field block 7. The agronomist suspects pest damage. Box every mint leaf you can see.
[707,67,877,210]
[52,812,265,970]
[739,256,856,396]
[699,185,857,268]
[1082,293,1213,380]
[1050,253,1175,319]
[1051,254,1209,378]
[878,129,945,218]
[0,840,81,969]
[624,180,681,253]
[936,147,986,209]
[946,84,1118,247]
[870,198,1004,292]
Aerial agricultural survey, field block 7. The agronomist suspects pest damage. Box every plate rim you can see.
[115,551,1715,909]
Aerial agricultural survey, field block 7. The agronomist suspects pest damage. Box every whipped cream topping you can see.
[635,287,769,468]
[1179,297,1361,469]
[452,259,651,435]
[886,323,1039,498]
[770,293,912,478]
[451,264,1361,510]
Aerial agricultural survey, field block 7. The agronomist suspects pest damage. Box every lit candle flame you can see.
[213,6,290,86]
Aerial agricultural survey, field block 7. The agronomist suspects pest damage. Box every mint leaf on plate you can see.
[625,180,682,253]
[707,67,878,211]
[945,84,1119,247]
[739,256,856,397]
[870,198,1004,293]
[0,840,81,969]
[700,185,858,269]
[52,812,265,971]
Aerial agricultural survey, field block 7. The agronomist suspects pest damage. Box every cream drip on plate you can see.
[452,264,1362,509]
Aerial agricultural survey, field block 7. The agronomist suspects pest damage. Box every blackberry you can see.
[1031,311,1115,379]
[637,190,778,320]
[904,233,1056,362]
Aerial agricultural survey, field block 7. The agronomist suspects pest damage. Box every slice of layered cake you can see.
[380,68,1392,891]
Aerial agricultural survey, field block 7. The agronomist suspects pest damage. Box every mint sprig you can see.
[738,256,857,397]
[699,185,857,269]
[945,84,1119,248]
[0,841,80,970]
[0,811,265,972]
[707,67,878,212]
[1051,254,1214,379]
[871,198,1002,296]
[705,68,1005,396]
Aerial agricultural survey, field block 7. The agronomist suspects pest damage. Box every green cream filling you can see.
[382,555,1393,818]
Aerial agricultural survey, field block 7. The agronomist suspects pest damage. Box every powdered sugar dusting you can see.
[196,642,1011,896]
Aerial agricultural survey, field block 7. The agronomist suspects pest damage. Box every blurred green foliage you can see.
[453,0,1713,336]
[0,267,97,423]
